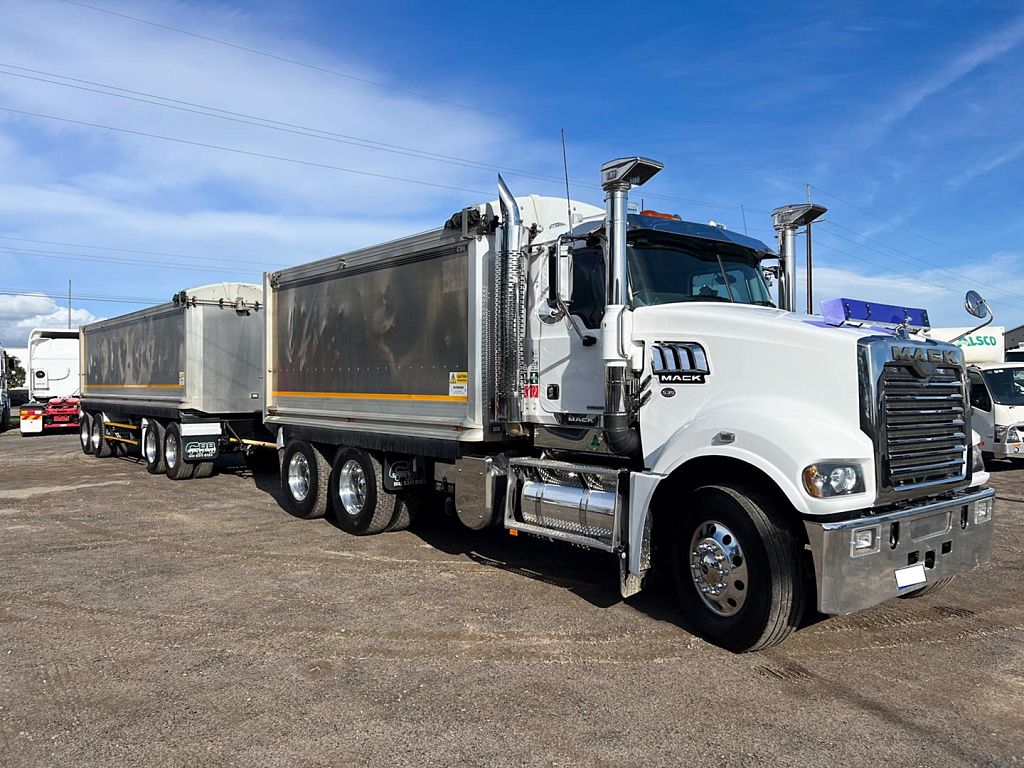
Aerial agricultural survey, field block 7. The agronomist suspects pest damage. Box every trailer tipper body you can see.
[19,329,80,435]
[79,283,269,479]
[265,157,995,652]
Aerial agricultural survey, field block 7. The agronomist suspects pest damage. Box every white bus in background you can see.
[19,329,81,435]
[930,326,1024,465]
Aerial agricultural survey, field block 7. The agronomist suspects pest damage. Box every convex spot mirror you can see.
[965,290,989,319]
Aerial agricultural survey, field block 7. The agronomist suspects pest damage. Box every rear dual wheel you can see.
[90,414,113,458]
[143,419,166,474]
[330,448,397,535]
[79,413,93,455]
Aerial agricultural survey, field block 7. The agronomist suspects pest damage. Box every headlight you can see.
[1007,426,1022,443]
[802,462,866,498]
[972,444,985,473]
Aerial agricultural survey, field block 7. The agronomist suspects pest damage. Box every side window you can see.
[968,371,991,411]
[569,248,605,329]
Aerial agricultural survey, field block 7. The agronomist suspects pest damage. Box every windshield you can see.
[627,239,775,308]
[982,368,1024,406]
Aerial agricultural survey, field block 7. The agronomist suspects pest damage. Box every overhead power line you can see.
[0,235,281,268]
[819,219,1024,309]
[56,0,526,124]
[0,245,262,275]
[0,64,755,212]
[0,288,160,304]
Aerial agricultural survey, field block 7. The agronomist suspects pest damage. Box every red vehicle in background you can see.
[19,329,80,435]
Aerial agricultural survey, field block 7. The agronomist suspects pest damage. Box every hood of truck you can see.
[630,302,898,514]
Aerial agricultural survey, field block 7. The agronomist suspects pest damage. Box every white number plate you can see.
[894,563,927,590]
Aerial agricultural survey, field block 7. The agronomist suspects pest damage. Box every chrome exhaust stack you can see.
[496,174,525,425]
[599,157,663,455]
[771,203,826,313]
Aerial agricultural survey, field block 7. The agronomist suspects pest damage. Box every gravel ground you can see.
[1,431,1022,767]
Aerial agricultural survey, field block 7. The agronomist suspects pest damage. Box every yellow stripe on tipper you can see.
[273,390,467,403]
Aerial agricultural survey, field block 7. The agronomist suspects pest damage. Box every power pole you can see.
[68,279,71,329]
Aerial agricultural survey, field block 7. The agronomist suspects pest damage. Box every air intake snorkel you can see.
[599,157,663,457]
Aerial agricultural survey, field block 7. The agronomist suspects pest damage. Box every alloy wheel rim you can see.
[90,419,101,450]
[144,426,158,463]
[287,453,310,502]
[80,419,90,448]
[688,520,749,617]
[165,434,178,468]
[338,459,367,517]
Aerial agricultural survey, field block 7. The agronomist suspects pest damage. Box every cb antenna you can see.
[560,128,573,230]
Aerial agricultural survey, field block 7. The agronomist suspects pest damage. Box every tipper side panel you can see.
[82,306,186,406]
[269,244,479,441]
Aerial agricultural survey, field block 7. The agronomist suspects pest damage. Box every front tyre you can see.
[671,484,805,652]
[280,439,330,519]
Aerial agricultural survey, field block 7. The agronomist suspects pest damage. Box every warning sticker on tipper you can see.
[449,371,468,397]
[178,371,185,386]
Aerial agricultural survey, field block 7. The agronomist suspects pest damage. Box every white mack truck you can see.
[265,156,995,651]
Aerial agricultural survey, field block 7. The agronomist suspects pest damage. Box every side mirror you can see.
[964,290,989,319]
[548,239,573,307]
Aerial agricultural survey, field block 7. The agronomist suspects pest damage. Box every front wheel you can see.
[671,484,805,652]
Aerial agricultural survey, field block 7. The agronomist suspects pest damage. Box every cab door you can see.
[536,247,605,420]
[967,369,995,452]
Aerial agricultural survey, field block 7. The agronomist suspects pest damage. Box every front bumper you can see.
[804,487,995,615]
[992,441,1024,460]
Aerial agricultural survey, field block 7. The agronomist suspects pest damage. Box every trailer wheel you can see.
[142,419,166,474]
[192,461,215,479]
[898,576,955,599]
[164,422,195,481]
[670,483,805,652]
[79,413,94,455]
[330,448,396,535]
[280,440,330,519]
[90,414,113,458]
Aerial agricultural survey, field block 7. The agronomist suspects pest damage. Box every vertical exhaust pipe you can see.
[496,174,524,424]
[599,157,662,455]
[771,203,826,313]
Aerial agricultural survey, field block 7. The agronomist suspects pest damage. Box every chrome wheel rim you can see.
[90,419,101,451]
[165,433,178,468]
[337,459,367,517]
[80,419,90,448]
[144,425,158,463]
[287,453,310,502]
[689,520,749,617]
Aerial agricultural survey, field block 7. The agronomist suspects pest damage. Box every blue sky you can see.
[1,0,1023,345]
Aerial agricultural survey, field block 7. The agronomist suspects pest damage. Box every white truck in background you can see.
[930,325,1024,464]
[19,329,81,435]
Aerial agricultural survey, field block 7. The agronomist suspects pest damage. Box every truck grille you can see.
[881,363,968,490]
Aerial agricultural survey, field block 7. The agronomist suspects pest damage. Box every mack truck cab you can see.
[496,157,994,651]
[269,156,995,652]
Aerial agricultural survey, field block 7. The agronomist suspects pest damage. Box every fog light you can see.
[973,497,994,524]
[850,525,880,557]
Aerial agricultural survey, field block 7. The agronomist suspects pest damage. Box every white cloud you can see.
[0,294,99,346]
[867,12,1024,145]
